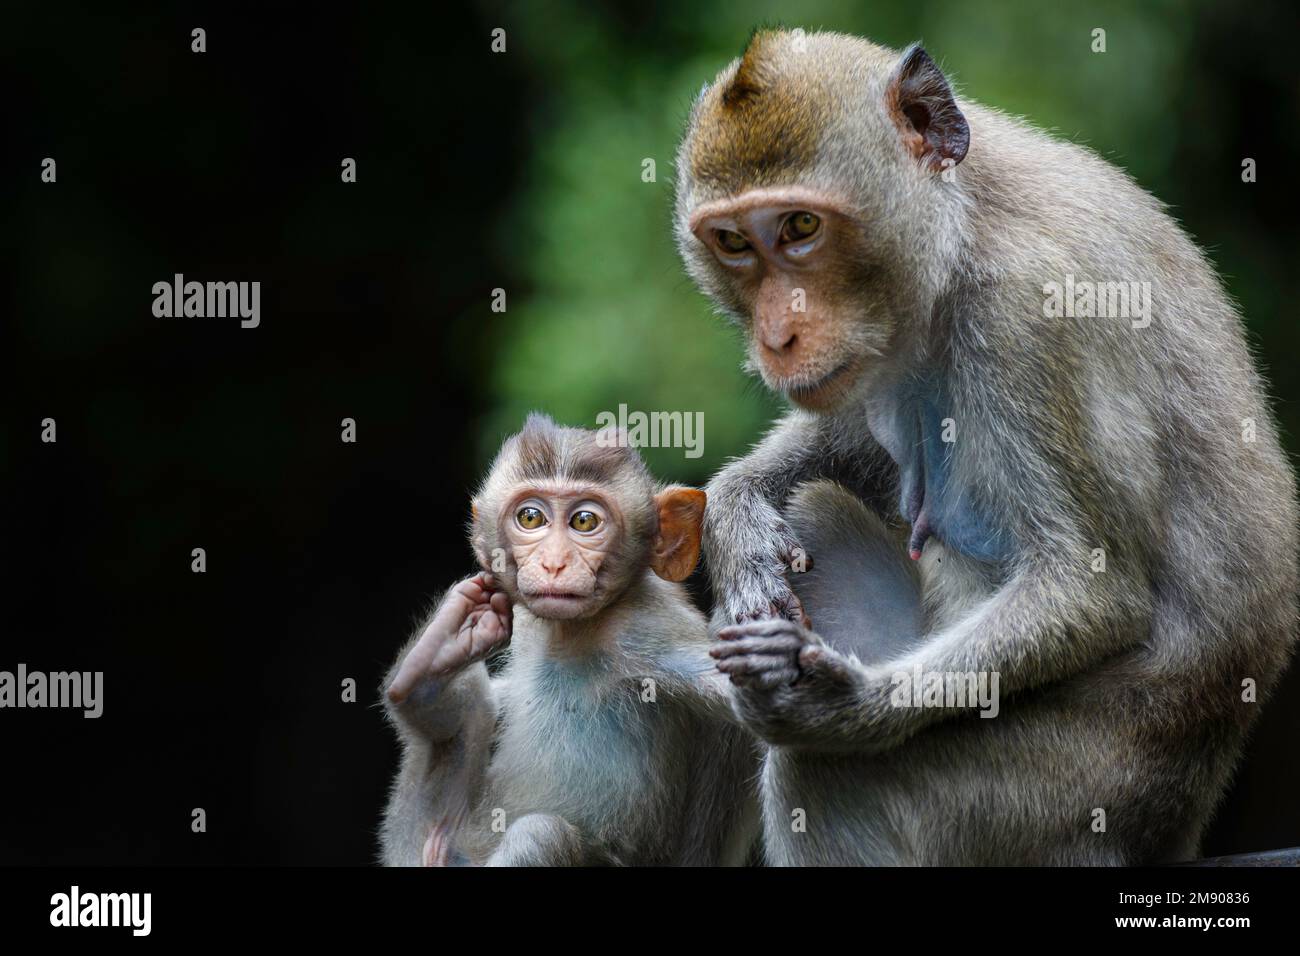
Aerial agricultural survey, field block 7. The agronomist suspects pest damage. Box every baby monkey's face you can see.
[505,486,623,619]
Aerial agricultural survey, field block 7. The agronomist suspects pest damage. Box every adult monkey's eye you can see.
[781,212,821,243]
[569,510,601,532]
[516,506,546,530]
[715,229,751,254]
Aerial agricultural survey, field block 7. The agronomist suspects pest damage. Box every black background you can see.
[3,3,1298,865]
[5,5,528,865]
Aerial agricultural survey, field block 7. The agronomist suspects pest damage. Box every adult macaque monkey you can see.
[675,30,1298,864]
[380,414,756,866]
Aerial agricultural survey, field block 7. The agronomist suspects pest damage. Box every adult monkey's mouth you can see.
[784,358,860,407]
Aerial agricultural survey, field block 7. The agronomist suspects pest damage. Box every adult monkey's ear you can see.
[650,488,707,582]
[885,44,969,173]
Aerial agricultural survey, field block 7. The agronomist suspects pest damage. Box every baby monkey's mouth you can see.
[522,587,595,608]
[524,589,599,621]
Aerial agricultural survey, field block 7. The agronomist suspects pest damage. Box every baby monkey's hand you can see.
[387,573,513,703]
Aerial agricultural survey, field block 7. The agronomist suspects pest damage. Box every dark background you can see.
[3,1,1297,864]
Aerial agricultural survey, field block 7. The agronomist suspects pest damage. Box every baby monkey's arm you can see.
[380,573,512,866]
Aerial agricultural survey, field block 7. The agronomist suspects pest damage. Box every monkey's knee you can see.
[783,481,923,663]
[487,813,589,867]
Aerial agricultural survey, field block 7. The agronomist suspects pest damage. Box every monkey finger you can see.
[710,635,804,658]
[428,584,487,638]
[423,818,455,867]
[422,829,441,867]
[798,644,853,682]
[452,575,491,603]
[718,618,805,641]
[489,589,514,629]
[716,652,798,676]
[718,619,786,638]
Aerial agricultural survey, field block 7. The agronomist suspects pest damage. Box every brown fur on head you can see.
[690,30,832,194]
[675,30,971,410]
[470,413,705,620]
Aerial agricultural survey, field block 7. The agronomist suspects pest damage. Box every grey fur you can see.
[678,31,1298,865]
[380,420,759,866]
[381,576,758,866]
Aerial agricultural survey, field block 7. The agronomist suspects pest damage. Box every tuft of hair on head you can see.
[687,28,829,193]
[507,412,652,490]
[721,28,779,109]
[507,411,561,483]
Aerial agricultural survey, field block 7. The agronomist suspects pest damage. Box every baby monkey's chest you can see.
[493,675,676,822]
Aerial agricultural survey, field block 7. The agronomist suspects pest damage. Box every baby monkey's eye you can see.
[569,510,601,533]
[781,211,821,243]
[516,506,547,530]
[715,229,751,254]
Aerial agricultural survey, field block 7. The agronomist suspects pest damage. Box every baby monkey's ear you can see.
[650,487,707,582]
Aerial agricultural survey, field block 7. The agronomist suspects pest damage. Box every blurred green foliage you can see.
[475,0,1297,483]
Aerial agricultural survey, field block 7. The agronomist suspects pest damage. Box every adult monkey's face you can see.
[674,30,971,411]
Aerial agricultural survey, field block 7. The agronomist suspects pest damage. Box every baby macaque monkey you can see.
[380,414,756,866]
